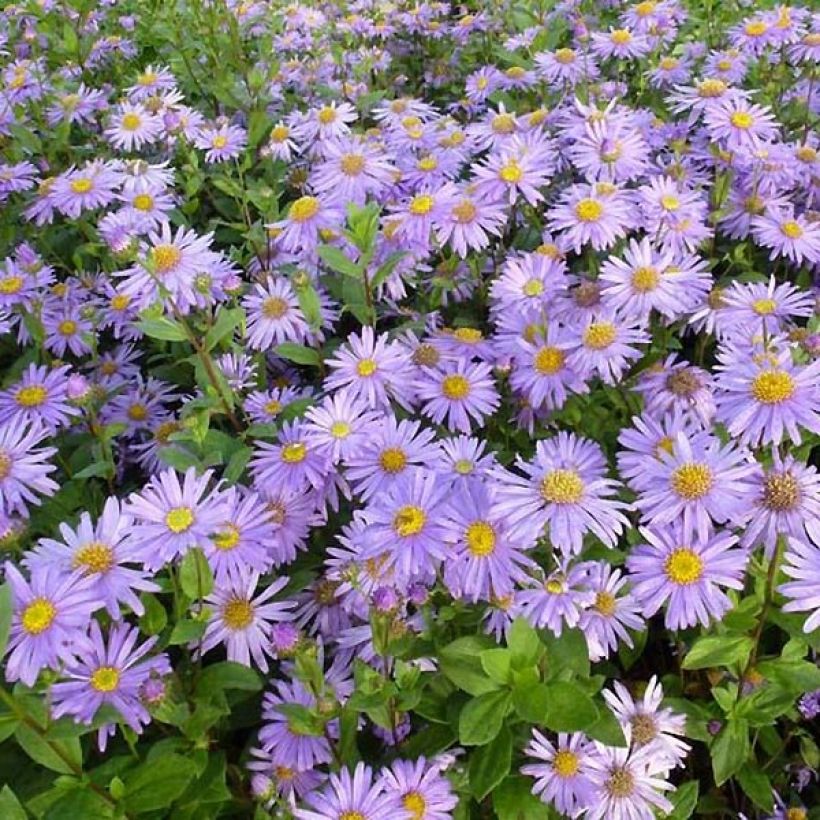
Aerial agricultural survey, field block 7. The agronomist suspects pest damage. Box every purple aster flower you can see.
[294,762,400,820]
[779,531,820,633]
[360,468,450,583]
[548,182,632,254]
[591,27,653,60]
[634,355,716,426]
[194,122,248,163]
[751,206,820,266]
[199,569,293,672]
[522,730,594,818]
[567,119,649,183]
[714,346,820,447]
[3,563,100,686]
[703,98,778,150]
[250,421,330,494]
[243,276,309,350]
[272,194,344,253]
[517,563,595,636]
[471,137,552,206]
[23,497,157,618]
[433,184,507,257]
[436,434,496,482]
[493,432,630,555]
[105,102,163,150]
[310,136,396,206]
[718,276,815,336]
[303,392,382,465]
[798,690,820,721]
[415,359,500,433]
[380,757,458,820]
[51,621,170,751]
[633,431,757,542]
[42,306,93,358]
[124,467,229,570]
[0,421,58,517]
[627,523,747,630]
[0,364,80,433]
[51,161,120,218]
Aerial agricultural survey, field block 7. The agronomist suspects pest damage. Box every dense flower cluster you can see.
[0,0,818,817]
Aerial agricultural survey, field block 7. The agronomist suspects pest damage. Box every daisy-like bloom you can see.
[415,359,499,434]
[440,478,533,602]
[294,762,399,820]
[0,364,80,433]
[516,564,595,636]
[51,161,121,218]
[703,97,778,150]
[603,677,689,770]
[0,421,59,517]
[584,730,674,820]
[3,563,100,686]
[311,136,396,206]
[360,468,450,583]
[200,570,294,672]
[51,621,170,751]
[751,206,820,266]
[194,122,247,163]
[741,454,820,557]
[718,276,815,336]
[490,252,567,310]
[548,183,632,253]
[627,523,747,630]
[324,327,413,411]
[243,276,309,350]
[124,467,229,570]
[634,355,716,426]
[251,421,330,493]
[259,679,334,770]
[522,731,594,818]
[714,347,820,447]
[380,757,458,820]
[634,432,757,542]
[127,64,177,99]
[437,434,496,482]
[494,432,630,554]
[579,562,645,663]
[510,326,589,412]
[244,386,304,426]
[779,531,820,634]
[471,140,551,206]
[105,102,163,150]
[344,415,442,502]
[567,119,649,183]
[433,184,507,258]
[272,194,343,253]
[42,306,94,358]
[23,497,157,618]
[591,27,652,60]
[296,101,358,143]
[566,310,650,386]
[303,392,381,464]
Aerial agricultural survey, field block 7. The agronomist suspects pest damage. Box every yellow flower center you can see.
[659,57,679,70]
[762,473,800,511]
[128,403,148,421]
[545,578,565,594]
[631,266,659,292]
[553,749,580,777]
[454,458,474,475]
[804,33,820,47]
[264,399,282,416]
[270,124,289,142]
[441,374,470,400]
[409,194,434,215]
[491,113,516,134]
[380,447,407,473]
[698,78,727,98]
[453,328,482,343]
[574,198,603,222]
[523,279,543,297]
[540,469,584,504]
[671,463,713,500]
[636,1,656,15]
[752,298,777,315]
[110,294,131,310]
[499,161,523,183]
[317,106,337,124]
[606,767,635,798]
[138,71,157,86]
[330,421,351,438]
[745,20,768,37]
[0,275,24,294]
[0,451,11,480]
[465,521,496,557]
[780,220,803,239]
[212,135,228,149]
[222,597,254,630]
[751,370,795,404]
[356,358,377,376]
[121,112,141,130]
[213,524,241,551]
[583,321,617,350]
[165,506,194,533]
[394,505,426,537]
[72,541,114,574]
[262,296,288,319]
[786,809,807,820]
[91,666,121,692]
[16,385,47,407]
[610,29,633,45]
[70,178,93,194]
[730,111,754,129]
[660,194,680,211]
[339,813,366,820]
[151,244,181,274]
[403,793,426,820]
[534,346,565,375]
[21,598,56,635]
[664,547,704,585]
[281,442,307,463]
[339,153,365,175]
[452,200,477,223]
[417,155,438,171]
[133,193,154,211]
[289,196,320,222]
[57,319,77,336]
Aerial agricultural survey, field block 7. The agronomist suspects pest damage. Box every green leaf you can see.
[275,343,321,366]
[667,780,699,819]
[585,704,627,747]
[14,723,82,774]
[480,648,512,684]
[195,662,262,696]
[458,691,510,746]
[277,703,327,737]
[136,316,188,342]
[493,775,552,819]
[224,445,252,484]
[179,548,214,599]
[512,682,550,724]
[318,245,361,277]
[295,281,323,330]
[541,628,589,679]
[0,583,12,660]
[469,725,512,800]
[0,786,27,820]
[168,619,207,645]
[711,718,750,786]
[682,635,753,670]
[73,461,113,480]
[124,753,198,813]
[204,307,243,351]
[507,617,543,669]
[439,636,500,696]
[757,659,820,693]
[543,682,599,732]
[370,251,405,290]
[43,787,113,819]
[138,594,167,636]
[736,764,773,812]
